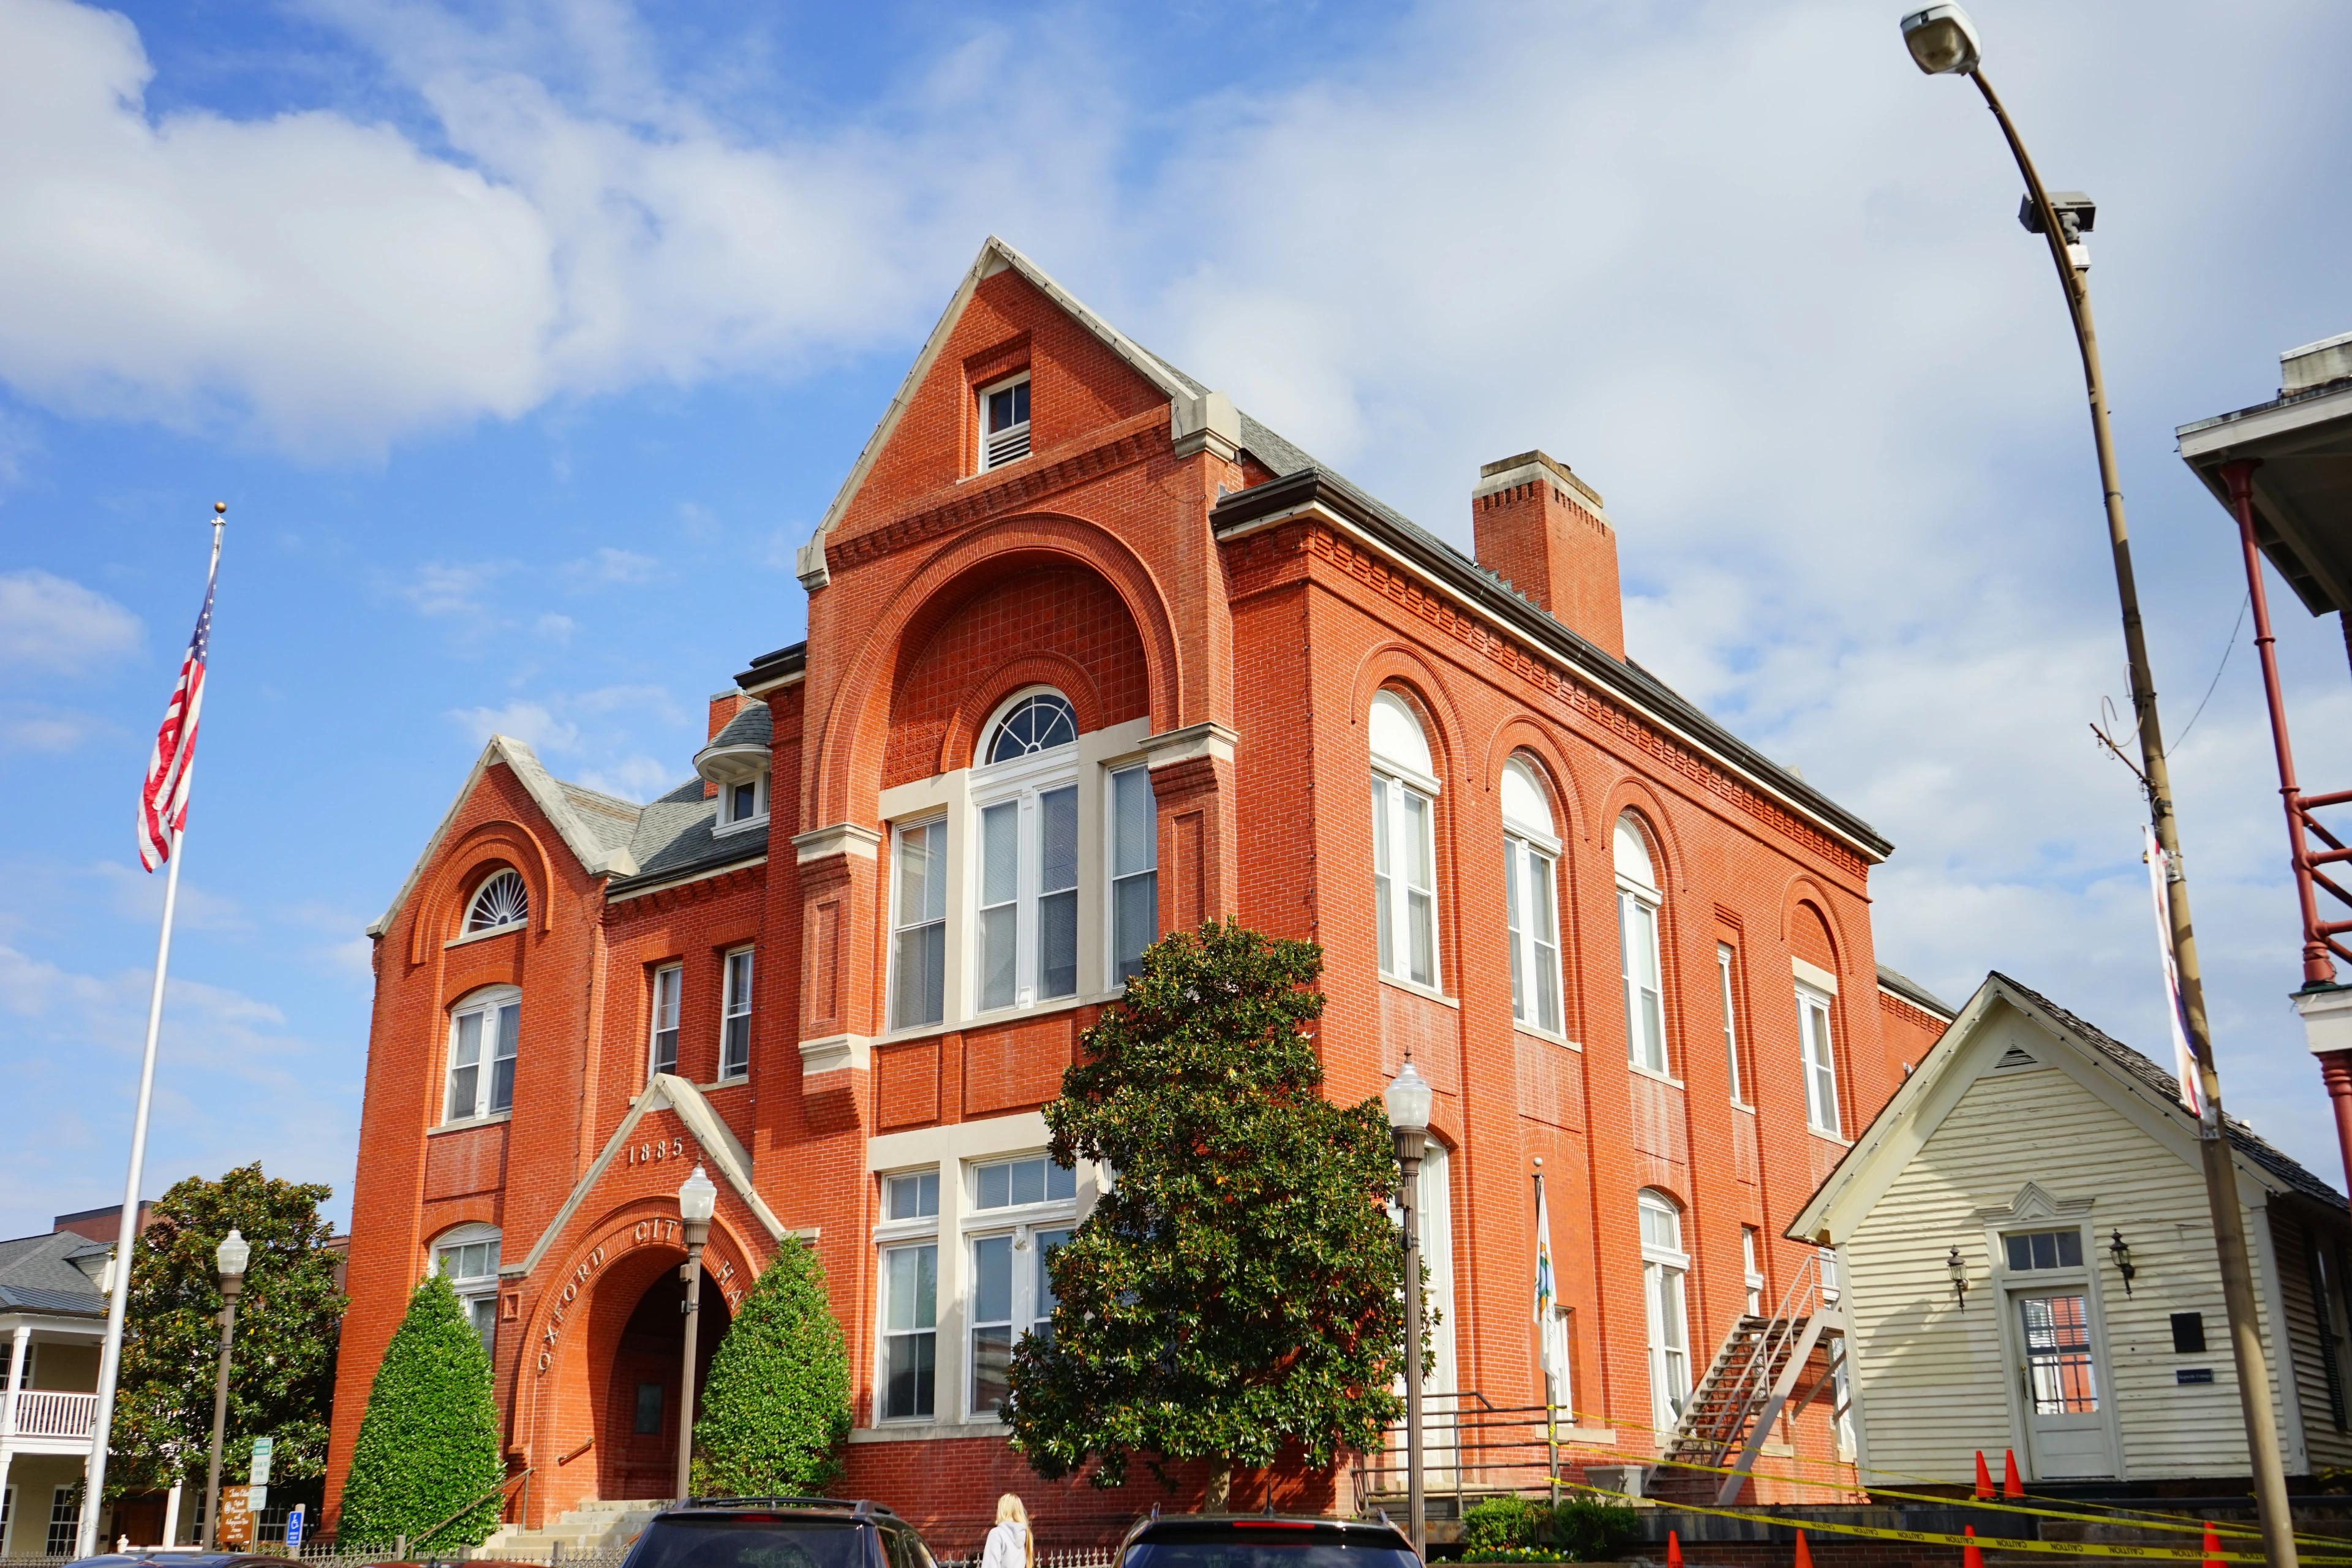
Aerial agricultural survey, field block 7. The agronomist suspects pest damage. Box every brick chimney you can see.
[708,688,749,741]
[1471,450,1623,659]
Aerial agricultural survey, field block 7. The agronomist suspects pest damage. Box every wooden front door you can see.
[2015,1290,2116,1479]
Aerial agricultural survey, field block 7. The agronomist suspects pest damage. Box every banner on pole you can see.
[2144,826,2203,1118]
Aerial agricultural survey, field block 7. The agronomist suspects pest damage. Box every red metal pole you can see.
[2325,1052,2352,1193]
[2220,460,2336,986]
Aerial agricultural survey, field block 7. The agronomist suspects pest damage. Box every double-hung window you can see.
[717,769,767,831]
[1639,1191,1692,1436]
[1500,756,1562,1035]
[1797,982,1842,1136]
[878,1170,940,1421]
[967,1155,1077,1417]
[1742,1226,1764,1316]
[47,1487,78,1556]
[1719,944,1744,1103]
[973,693,1081,1014]
[446,986,519,1122]
[434,1225,502,1360]
[980,374,1032,469]
[891,820,948,1030]
[1109,764,1158,984]
[720,948,753,1079]
[1369,691,1440,990]
[1615,814,1667,1075]
[649,965,681,1079]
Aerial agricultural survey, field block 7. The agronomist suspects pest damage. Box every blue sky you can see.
[4,0,2351,1239]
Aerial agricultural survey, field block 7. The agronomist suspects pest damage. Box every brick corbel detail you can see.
[1141,723,1240,934]
[792,824,881,1047]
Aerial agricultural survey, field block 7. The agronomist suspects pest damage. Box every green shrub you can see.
[1457,1551,1567,1564]
[1461,1496,1551,1556]
[1457,1494,1642,1562]
[336,1273,503,1550]
[1550,1495,1642,1562]
[692,1238,853,1494]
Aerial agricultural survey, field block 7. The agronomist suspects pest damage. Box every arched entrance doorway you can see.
[600,1268,734,1501]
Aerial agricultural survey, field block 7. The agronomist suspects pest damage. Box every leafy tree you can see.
[1006,919,1413,1507]
[108,1164,344,1498]
[337,1273,504,1550]
[692,1239,853,1494]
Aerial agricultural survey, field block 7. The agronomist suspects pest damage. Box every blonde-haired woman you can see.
[982,1493,1032,1568]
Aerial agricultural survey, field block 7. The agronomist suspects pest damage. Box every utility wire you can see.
[2169,590,2252,752]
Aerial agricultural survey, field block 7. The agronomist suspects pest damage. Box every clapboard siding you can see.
[2271,1208,2352,1468]
[1845,1044,2284,1480]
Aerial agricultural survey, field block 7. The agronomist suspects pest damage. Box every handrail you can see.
[414,1468,534,1550]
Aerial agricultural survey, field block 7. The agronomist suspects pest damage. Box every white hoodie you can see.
[982,1520,1029,1568]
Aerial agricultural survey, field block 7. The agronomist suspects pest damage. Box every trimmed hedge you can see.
[691,1238,852,1494]
[1458,1494,1642,1563]
[336,1273,503,1550]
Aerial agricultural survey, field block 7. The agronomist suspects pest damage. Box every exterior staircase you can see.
[478,1499,670,1561]
[1648,1251,1849,1507]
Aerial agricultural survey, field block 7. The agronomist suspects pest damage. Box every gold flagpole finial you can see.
[213,502,226,517]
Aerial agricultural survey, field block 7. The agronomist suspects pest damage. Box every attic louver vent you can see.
[1994,1044,2040,1070]
[982,377,1031,470]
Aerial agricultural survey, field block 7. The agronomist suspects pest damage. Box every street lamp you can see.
[200,1229,250,1551]
[1384,1060,1432,1561]
[1899,9,2297,1562]
[1945,1246,1968,1313]
[674,1166,718,1503]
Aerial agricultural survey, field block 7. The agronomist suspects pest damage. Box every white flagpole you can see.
[78,512,222,1558]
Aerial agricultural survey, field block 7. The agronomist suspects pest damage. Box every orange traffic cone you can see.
[2203,1523,2225,1568]
[2002,1449,2024,1499]
[1973,1451,1994,1500]
[1666,1531,1684,1568]
[1793,1530,1814,1568]
[1962,1525,1985,1568]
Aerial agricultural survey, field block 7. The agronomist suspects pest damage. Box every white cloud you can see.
[567,545,658,585]
[0,701,106,752]
[0,567,140,675]
[533,611,577,643]
[396,559,513,619]
[448,698,577,753]
[578,754,678,803]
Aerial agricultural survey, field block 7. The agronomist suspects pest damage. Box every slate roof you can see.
[605,777,764,897]
[1877,963,1958,1019]
[559,783,644,857]
[0,1232,107,1316]
[1996,972,2346,1209]
[705,701,772,752]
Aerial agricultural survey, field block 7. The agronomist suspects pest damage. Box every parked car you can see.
[1116,1515,1420,1568]
[621,1496,939,1568]
[67,1556,288,1568]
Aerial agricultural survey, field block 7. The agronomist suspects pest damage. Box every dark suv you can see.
[622,1497,939,1568]
[1116,1514,1420,1568]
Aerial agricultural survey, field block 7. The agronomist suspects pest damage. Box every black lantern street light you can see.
[1384,1059,1433,1561]
[674,1166,718,1502]
[200,1229,251,1550]
[1898,8,2294,1561]
[1946,1246,1968,1313]
[2109,1231,2137,1297]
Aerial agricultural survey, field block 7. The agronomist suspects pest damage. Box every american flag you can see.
[138,553,216,872]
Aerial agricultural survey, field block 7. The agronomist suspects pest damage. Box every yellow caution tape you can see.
[1572,1485,2352,1565]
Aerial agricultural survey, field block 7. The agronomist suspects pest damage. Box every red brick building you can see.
[325,238,1951,1542]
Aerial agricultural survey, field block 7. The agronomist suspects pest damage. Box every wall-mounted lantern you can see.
[2109,1229,2136,1296]
[1947,1245,1968,1311]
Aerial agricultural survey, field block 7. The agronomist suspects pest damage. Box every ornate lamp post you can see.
[1899,9,2294,1562]
[200,1229,250,1550]
[674,1166,718,1502]
[1384,1060,1433,1560]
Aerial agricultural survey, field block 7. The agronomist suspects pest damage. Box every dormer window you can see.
[980,374,1031,470]
[717,767,769,832]
[464,870,528,935]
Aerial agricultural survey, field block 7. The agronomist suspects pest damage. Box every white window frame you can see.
[889,816,949,1031]
[1370,693,1442,993]
[714,767,769,835]
[1639,1191,1692,1438]
[1742,1225,1764,1316]
[978,372,1033,471]
[1504,844,1562,1038]
[720,947,753,1080]
[962,1153,1079,1419]
[433,1223,502,1362]
[649,963,682,1080]
[1797,981,1842,1137]
[1107,763,1158,987]
[970,692,1082,1016]
[876,1169,942,1423]
[47,1485,79,1556]
[462,869,529,936]
[444,984,521,1125]
[1616,818,1668,1077]
[1719,943,1745,1104]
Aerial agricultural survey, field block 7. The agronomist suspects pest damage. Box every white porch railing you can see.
[6,1389,99,1439]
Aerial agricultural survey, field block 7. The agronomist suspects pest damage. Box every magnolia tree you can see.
[108,1164,345,1498]
[692,1238,853,1494]
[1005,919,1417,1507]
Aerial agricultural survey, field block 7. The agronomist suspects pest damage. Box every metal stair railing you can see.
[1657,1250,1850,1506]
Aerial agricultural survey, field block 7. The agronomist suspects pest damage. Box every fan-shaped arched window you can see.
[1370,691,1439,989]
[1615,813,1666,1075]
[1502,756,1562,1035]
[983,693,1077,765]
[465,870,529,934]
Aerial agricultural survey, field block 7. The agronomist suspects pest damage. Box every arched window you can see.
[446,984,519,1123]
[464,869,528,935]
[1370,691,1439,989]
[432,1222,502,1360]
[1638,1191,1691,1436]
[982,693,1077,764]
[1501,756,1562,1035]
[1615,813,1667,1074]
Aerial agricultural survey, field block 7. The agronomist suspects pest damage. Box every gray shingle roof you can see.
[605,778,766,897]
[1996,972,2346,1208]
[0,1284,105,1316]
[0,1232,107,1305]
[1877,963,1958,1019]
[559,783,644,856]
[706,700,772,752]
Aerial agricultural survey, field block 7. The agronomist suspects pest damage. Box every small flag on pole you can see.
[138,551,216,871]
[1534,1172,1560,1397]
[2144,824,2202,1118]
